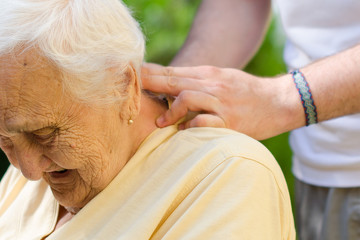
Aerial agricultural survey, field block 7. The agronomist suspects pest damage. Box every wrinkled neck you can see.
[126,91,168,156]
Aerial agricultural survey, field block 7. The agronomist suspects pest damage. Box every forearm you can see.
[279,43,360,130]
[171,0,271,68]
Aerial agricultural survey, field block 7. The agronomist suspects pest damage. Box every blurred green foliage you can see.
[124,0,201,65]
[0,0,294,207]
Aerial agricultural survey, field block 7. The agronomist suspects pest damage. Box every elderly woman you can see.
[0,0,295,239]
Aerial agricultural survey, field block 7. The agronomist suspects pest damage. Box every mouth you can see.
[47,168,71,179]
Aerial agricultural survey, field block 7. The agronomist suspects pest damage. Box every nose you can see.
[13,141,52,180]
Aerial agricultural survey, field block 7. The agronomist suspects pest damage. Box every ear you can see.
[118,64,141,122]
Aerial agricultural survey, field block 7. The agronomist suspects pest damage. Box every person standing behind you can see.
[142,0,360,239]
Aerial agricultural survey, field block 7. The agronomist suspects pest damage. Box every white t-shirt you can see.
[276,0,360,187]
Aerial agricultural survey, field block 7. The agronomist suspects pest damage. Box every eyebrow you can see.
[3,119,55,134]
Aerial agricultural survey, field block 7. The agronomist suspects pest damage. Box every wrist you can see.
[271,74,306,132]
[291,70,318,126]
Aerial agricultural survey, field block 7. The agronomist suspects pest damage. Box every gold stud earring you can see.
[128,117,134,125]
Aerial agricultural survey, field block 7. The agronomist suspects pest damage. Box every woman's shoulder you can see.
[171,127,276,164]
[168,127,291,208]
[160,127,284,183]
[137,126,288,197]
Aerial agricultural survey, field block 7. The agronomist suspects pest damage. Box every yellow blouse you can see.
[0,126,295,239]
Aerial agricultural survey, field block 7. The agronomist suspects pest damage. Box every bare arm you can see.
[142,43,360,140]
[171,0,272,68]
[299,44,360,123]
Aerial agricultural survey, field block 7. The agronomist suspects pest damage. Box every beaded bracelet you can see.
[291,69,318,126]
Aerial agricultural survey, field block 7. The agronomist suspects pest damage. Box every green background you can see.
[0,0,294,207]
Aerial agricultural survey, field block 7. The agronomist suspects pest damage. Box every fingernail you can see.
[156,116,165,126]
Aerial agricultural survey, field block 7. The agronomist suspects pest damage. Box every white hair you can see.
[0,0,145,105]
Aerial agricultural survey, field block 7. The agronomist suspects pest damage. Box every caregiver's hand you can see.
[141,63,302,140]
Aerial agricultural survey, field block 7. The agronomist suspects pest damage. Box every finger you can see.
[142,63,223,82]
[142,74,209,96]
[156,90,220,127]
[143,62,206,79]
[141,62,163,76]
[179,114,225,129]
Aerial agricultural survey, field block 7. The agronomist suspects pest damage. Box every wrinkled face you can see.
[0,50,133,211]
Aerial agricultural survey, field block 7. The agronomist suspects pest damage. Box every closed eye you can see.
[31,127,59,146]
